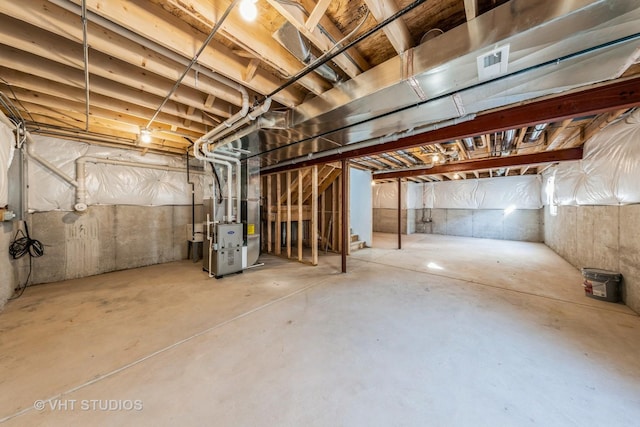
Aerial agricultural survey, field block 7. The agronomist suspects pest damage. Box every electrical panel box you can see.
[204,223,243,278]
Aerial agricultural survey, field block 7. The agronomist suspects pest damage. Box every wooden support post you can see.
[275,173,282,255]
[397,178,402,250]
[332,179,337,252]
[341,159,348,273]
[337,174,342,253]
[266,174,272,253]
[261,175,266,251]
[312,166,319,266]
[320,192,326,251]
[286,171,292,258]
[298,169,303,261]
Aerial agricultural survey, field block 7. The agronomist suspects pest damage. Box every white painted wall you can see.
[350,167,372,246]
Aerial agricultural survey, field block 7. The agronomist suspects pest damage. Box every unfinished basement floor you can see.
[1,233,640,426]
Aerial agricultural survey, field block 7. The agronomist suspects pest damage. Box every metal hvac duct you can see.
[274,21,341,84]
[242,0,640,167]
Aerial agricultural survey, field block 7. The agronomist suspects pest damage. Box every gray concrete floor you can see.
[1,233,640,426]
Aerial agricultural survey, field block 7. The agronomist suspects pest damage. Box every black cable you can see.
[8,221,44,300]
[184,136,224,205]
[210,162,224,205]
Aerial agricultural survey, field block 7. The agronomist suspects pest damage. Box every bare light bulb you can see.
[239,0,258,22]
[140,128,152,144]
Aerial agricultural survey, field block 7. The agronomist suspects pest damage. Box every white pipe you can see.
[193,147,234,221]
[214,148,242,158]
[202,98,273,152]
[74,156,206,212]
[25,134,79,187]
[212,158,233,221]
[208,153,242,224]
[210,115,277,150]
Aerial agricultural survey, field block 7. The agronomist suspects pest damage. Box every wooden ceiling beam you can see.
[72,0,304,107]
[243,59,261,83]
[25,114,186,154]
[562,108,629,149]
[545,118,574,151]
[373,148,583,180]
[0,26,235,123]
[364,0,413,54]
[406,147,434,163]
[0,0,245,108]
[305,0,331,32]
[264,76,640,174]
[0,55,232,123]
[14,95,199,144]
[266,0,369,78]
[0,78,209,132]
[159,0,330,95]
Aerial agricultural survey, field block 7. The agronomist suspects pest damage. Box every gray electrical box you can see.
[204,223,244,278]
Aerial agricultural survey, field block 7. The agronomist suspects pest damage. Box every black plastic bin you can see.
[581,268,622,302]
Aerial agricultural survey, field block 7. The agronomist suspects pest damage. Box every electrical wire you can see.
[8,221,44,300]
[210,162,224,205]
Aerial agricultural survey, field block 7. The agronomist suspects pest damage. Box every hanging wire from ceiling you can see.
[262,0,427,101]
[145,0,242,130]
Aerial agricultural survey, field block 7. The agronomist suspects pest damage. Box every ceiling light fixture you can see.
[140,127,152,144]
[239,0,258,22]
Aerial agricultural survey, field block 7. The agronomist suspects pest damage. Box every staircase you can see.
[350,233,365,252]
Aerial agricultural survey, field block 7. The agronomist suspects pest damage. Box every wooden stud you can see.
[286,171,292,259]
[275,173,282,255]
[320,191,326,251]
[267,174,272,253]
[311,165,318,266]
[332,179,338,253]
[298,168,303,262]
[337,174,342,253]
[397,177,402,250]
[341,159,348,272]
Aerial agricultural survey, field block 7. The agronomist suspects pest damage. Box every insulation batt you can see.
[0,121,15,206]
[373,175,542,210]
[548,109,640,206]
[28,136,213,212]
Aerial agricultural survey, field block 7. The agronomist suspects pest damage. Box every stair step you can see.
[350,234,359,243]
[350,240,365,251]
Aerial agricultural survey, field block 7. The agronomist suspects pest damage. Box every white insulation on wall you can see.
[428,175,542,209]
[0,121,15,206]
[372,182,416,209]
[546,109,640,206]
[373,175,542,210]
[29,136,213,212]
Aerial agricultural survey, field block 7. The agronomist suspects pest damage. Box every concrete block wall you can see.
[20,205,203,286]
[544,204,640,314]
[413,208,543,242]
[372,209,415,234]
[0,222,18,310]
